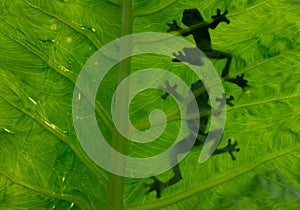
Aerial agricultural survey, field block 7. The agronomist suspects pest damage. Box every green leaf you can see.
[0,0,299,210]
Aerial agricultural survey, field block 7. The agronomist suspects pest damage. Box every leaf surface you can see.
[0,0,299,209]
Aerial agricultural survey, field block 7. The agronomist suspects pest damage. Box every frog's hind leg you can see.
[145,136,193,198]
[203,49,232,78]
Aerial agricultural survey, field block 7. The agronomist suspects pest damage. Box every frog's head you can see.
[182,9,204,26]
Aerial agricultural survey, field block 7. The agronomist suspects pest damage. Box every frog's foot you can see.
[172,51,184,62]
[225,139,240,160]
[172,48,203,66]
[145,176,165,199]
[216,93,234,108]
[160,81,183,100]
[213,139,240,160]
[228,74,248,90]
[167,20,181,32]
[226,95,234,106]
[211,9,230,24]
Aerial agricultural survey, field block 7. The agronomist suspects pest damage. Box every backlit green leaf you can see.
[0,0,299,209]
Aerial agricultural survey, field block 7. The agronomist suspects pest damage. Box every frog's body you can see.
[146,9,244,199]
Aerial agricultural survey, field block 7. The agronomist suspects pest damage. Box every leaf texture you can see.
[0,0,299,209]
